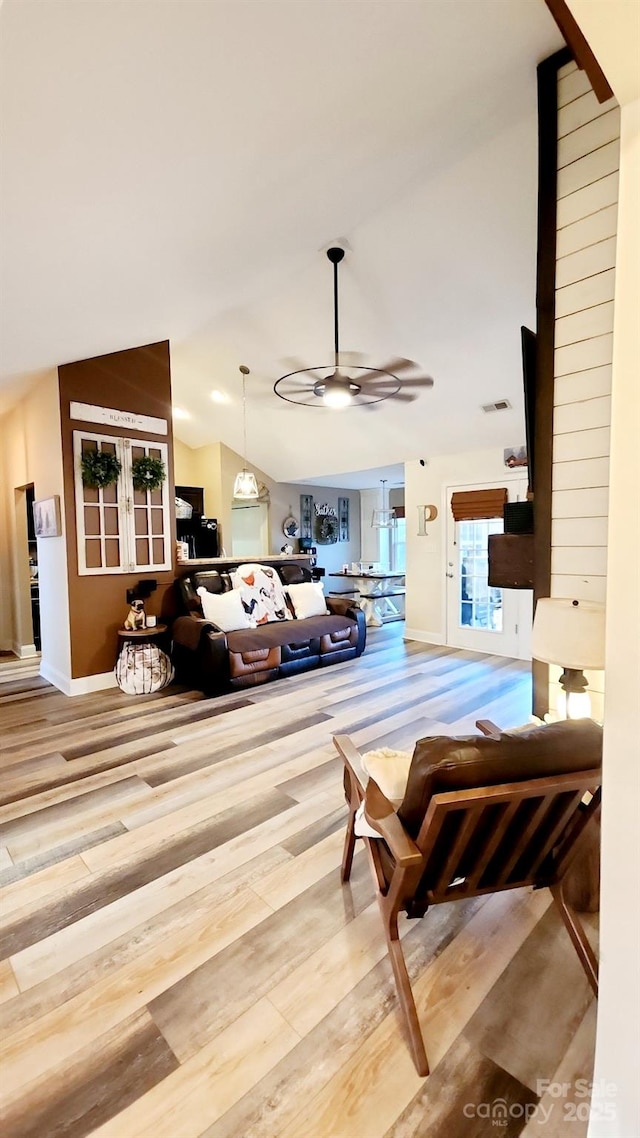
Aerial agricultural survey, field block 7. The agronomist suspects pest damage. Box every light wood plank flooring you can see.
[0,629,596,1137]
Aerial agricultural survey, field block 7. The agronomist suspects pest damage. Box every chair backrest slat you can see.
[526,790,586,879]
[493,793,558,887]
[465,798,521,891]
[432,804,484,895]
[552,788,601,879]
[415,770,599,897]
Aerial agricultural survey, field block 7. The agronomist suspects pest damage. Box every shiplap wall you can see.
[550,60,620,722]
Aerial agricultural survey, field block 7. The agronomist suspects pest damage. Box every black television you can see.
[520,325,537,497]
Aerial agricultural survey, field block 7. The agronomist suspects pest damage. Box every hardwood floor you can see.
[0,630,596,1137]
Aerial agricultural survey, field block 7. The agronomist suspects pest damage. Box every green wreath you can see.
[131,455,166,493]
[80,449,122,489]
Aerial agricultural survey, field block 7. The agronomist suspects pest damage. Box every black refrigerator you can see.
[176,485,219,559]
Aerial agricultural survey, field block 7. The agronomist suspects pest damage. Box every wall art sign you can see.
[338,496,350,542]
[417,504,438,535]
[314,502,337,517]
[70,402,168,436]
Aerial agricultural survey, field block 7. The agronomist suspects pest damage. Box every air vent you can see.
[481,399,512,413]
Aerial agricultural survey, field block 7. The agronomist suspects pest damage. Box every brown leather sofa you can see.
[172,562,366,695]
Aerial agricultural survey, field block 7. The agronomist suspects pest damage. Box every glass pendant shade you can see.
[233,468,259,500]
[371,507,396,528]
[233,365,259,500]
[371,479,396,529]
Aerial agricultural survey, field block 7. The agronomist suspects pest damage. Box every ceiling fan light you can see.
[322,386,353,409]
[233,469,259,499]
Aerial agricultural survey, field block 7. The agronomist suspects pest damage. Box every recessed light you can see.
[172,407,191,420]
[210,390,229,404]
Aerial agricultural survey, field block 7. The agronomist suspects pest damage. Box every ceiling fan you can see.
[273,247,434,409]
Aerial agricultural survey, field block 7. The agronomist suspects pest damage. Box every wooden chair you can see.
[334,719,602,1076]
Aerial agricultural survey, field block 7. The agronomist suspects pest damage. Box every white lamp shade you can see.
[531,598,605,670]
[233,469,259,500]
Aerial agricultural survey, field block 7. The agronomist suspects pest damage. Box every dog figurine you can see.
[124,599,146,631]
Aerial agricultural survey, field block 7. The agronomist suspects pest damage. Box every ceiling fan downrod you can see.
[326,246,345,370]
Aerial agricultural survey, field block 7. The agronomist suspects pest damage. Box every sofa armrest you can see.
[326,595,361,618]
[171,614,230,694]
[327,596,366,655]
[172,614,226,652]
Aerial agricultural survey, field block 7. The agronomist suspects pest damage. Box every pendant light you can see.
[233,365,259,500]
[371,479,396,529]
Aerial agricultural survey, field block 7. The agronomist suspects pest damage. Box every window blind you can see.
[450,488,507,522]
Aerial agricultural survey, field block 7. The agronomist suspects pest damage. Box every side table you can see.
[115,625,174,695]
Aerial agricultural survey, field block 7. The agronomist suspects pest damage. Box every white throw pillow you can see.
[197,587,255,632]
[286,581,328,620]
[231,564,292,624]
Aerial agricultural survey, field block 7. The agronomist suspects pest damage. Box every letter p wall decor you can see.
[417,504,438,535]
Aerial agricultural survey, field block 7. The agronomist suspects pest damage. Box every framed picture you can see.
[504,445,528,469]
[300,494,313,541]
[33,495,62,538]
[338,496,349,542]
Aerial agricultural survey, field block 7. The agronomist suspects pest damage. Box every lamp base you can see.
[558,668,591,720]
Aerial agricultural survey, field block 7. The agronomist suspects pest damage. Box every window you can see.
[458,518,503,631]
[391,517,406,573]
[73,431,171,574]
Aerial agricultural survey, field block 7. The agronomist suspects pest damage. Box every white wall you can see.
[0,373,71,686]
[589,95,640,1138]
[563,7,640,1134]
[550,59,620,722]
[404,448,527,645]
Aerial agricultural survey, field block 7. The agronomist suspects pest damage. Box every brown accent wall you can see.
[59,341,176,679]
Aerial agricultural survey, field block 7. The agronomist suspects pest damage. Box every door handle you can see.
[446,572,454,579]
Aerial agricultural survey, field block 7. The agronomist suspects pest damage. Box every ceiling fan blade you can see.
[395,376,434,388]
[375,357,419,375]
[278,384,319,396]
[337,350,367,367]
[389,392,418,403]
[279,357,327,381]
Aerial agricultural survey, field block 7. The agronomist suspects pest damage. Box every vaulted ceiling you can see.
[0,0,562,482]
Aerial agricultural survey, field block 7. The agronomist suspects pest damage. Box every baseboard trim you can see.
[403,628,445,646]
[39,662,117,696]
[12,642,38,659]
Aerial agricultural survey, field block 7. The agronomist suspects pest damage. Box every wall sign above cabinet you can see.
[70,402,168,436]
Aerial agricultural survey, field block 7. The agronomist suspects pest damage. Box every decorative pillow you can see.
[231,564,292,625]
[361,748,413,806]
[286,581,328,620]
[197,586,255,632]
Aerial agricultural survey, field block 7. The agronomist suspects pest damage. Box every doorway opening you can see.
[12,484,39,657]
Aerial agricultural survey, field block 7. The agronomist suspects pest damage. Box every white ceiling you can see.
[0,0,562,481]
[298,463,406,492]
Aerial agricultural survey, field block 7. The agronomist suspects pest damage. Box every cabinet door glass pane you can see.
[136,538,150,565]
[85,540,102,569]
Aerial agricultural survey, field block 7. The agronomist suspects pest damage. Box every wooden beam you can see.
[532,49,571,719]
[544,0,614,103]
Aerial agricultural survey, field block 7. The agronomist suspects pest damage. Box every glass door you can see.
[446,480,529,658]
